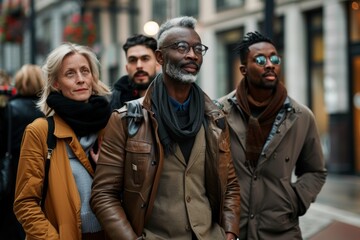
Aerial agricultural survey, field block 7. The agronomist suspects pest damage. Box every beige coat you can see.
[14,115,97,240]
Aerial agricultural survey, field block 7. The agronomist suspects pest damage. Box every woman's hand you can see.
[90,137,102,163]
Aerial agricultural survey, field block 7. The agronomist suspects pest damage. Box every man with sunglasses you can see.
[219,31,327,239]
[91,16,240,240]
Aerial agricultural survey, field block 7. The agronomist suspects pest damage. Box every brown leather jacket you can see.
[90,83,240,240]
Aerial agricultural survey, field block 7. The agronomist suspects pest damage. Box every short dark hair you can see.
[123,34,157,54]
[236,31,274,64]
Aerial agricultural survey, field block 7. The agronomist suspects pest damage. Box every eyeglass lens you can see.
[176,42,207,55]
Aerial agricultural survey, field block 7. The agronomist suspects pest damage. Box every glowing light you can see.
[143,21,159,36]
[352,1,359,10]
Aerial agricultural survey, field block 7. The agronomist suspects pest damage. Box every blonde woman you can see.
[14,43,111,240]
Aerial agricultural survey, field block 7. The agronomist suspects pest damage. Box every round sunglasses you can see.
[254,55,281,66]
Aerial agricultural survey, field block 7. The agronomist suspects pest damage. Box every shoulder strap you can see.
[125,99,144,137]
[41,116,56,210]
[6,103,12,153]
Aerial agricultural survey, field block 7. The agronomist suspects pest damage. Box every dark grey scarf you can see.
[151,75,204,155]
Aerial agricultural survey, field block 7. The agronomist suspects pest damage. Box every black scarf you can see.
[151,75,204,155]
[47,92,111,136]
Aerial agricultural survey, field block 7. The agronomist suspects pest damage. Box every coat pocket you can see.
[125,140,151,185]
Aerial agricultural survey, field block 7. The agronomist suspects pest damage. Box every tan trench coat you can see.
[14,115,98,240]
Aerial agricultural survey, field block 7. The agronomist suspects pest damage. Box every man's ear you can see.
[155,50,164,65]
[240,65,247,76]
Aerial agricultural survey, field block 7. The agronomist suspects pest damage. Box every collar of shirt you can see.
[169,96,191,111]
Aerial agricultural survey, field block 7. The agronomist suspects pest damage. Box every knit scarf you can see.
[151,75,204,155]
[46,92,111,136]
[236,78,287,170]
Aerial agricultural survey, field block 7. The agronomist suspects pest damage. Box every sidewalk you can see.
[299,174,360,240]
[300,203,360,239]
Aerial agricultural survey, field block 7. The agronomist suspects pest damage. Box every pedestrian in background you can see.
[0,69,12,158]
[110,34,160,110]
[0,69,12,108]
[91,16,240,240]
[0,64,45,240]
[14,43,112,240]
[218,31,327,239]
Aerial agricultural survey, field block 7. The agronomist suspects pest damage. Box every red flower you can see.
[0,2,26,43]
[63,13,96,46]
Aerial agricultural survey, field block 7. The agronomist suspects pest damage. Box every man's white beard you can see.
[165,62,197,83]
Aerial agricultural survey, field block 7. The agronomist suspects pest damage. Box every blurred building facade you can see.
[0,0,359,175]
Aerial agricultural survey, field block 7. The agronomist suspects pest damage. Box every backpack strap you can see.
[41,116,56,210]
[125,99,144,137]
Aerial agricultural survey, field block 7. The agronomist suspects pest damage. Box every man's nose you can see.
[136,59,143,68]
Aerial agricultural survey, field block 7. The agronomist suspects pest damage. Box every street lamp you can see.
[143,21,159,36]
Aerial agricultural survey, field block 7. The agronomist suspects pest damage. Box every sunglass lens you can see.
[255,56,266,66]
[270,55,281,65]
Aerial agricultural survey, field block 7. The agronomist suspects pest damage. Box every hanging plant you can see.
[0,0,26,43]
[63,12,96,46]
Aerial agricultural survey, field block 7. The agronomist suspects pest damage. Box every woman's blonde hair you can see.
[38,42,111,115]
[14,64,44,97]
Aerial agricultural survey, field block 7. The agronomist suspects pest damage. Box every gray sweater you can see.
[67,133,102,233]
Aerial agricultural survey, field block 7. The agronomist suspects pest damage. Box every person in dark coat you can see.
[1,64,45,239]
[219,31,327,240]
[110,34,160,110]
[0,69,12,159]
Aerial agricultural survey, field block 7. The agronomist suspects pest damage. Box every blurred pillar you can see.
[264,0,274,39]
[30,0,36,64]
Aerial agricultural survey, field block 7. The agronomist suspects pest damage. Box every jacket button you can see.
[186,196,191,203]
[253,175,257,180]
[250,214,255,219]
[285,157,290,162]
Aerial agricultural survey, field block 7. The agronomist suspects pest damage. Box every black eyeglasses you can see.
[254,55,281,66]
[160,41,209,56]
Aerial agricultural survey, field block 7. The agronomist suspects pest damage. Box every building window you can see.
[217,0,244,11]
[180,0,198,17]
[216,27,244,96]
[306,9,329,164]
[349,0,360,173]
[152,0,167,24]
[349,0,360,42]
[152,0,199,24]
